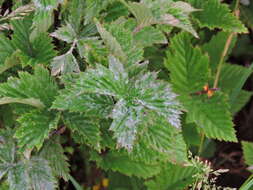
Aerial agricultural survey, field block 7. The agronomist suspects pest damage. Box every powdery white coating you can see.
[240,0,250,6]
[76,56,182,150]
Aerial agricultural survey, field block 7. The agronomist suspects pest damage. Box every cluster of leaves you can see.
[0,0,252,189]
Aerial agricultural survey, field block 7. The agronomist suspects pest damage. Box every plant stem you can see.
[198,132,205,155]
[213,0,240,88]
[213,33,234,88]
[69,175,83,190]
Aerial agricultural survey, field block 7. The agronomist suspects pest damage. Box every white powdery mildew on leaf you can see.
[134,72,182,129]
[110,99,142,151]
[108,55,128,82]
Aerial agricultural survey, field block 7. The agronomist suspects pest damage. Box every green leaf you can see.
[0,34,15,64]
[219,63,253,113]
[64,113,101,151]
[68,0,86,31]
[11,18,56,66]
[110,99,143,150]
[90,150,161,179]
[0,50,21,74]
[39,137,70,181]
[31,0,62,38]
[0,97,45,109]
[189,0,247,33]
[0,129,16,164]
[95,19,127,63]
[8,158,56,190]
[19,33,56,66]
[15,111,60,151]
[0,66,58,107]
[134,26,168,47]
[165,32,209,95]
[166,33,237,142]
[184,93,237,142]
[141,113,187,164]
[53,55,181,151]
[231,90,252,114]
[51,52,80,76]
[8,163,29,190]
[145,163,198,190]
[242,141,253,166]
[26,158,56,190]
[51,23,77,43]
[122,0,198,37]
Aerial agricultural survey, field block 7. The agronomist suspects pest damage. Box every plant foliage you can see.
[0,0,251,189]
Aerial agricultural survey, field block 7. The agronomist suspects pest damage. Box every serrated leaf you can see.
[184,94,237,142]
[123,0,198,37]
[0,129,16,164]
[64,113,101,151]
[20,33,56,66]
[107,21,144,66]
[8,163,29,190]
[51,52,80,76]
[52,91,114,118]
[0,66,58,107]
[68,0,86,30]
[242,141,253,166]
[134,26,168,47]
[27,158,56,190]
[145,163,198,190]
[166,33,237,142]
[189,0,247,33]
[219,63,253,112]
[11,18,56,66]
[15,111,60,151]
[39,137,70,181]
[95,19,127,63]
[110,99,142,150]
[141,112,187,164]
[90,150,161,179]
[51,23,76,43]
[231,90,252,114]
[8,158,56,190]
[165,32,209,95]
[0,34,15,64]
[53,55,181,151]
[0,50,21,74]
[31,0,63,39]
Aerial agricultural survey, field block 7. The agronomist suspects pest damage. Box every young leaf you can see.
[189,0,247,33]
[122,0,198,37]
[51,23,77,43]
[134,26,168,47]
[51,52,80,76]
